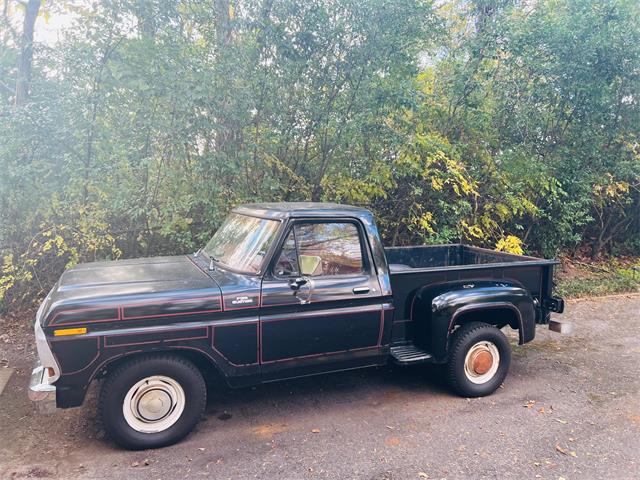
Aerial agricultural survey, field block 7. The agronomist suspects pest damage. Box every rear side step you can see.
[390,344,433,365]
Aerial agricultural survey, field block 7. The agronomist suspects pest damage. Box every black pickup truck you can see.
[29,202,565,449]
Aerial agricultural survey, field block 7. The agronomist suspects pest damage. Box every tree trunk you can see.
[213,0,231,45]
[15,0,41,105]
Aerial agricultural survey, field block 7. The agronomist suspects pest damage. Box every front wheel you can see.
[99,354,206,449]
[446,322,511,397]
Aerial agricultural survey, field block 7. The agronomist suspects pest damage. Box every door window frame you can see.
[268,217,374,280]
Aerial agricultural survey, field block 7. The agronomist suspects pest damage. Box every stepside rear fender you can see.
[411,281,537,362]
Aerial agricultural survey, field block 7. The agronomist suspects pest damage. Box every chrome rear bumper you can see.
[28,362,57,413]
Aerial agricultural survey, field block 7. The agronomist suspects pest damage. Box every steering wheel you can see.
[277,258,298,276]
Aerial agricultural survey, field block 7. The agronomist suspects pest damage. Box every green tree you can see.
[1,0,639,313]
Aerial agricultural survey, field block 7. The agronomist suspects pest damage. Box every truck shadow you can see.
[78,362,455,451]
[204,363,450,419]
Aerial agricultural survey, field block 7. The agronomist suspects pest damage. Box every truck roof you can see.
[233,202,372,220]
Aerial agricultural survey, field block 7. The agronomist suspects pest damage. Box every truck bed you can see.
[385,244,558,322]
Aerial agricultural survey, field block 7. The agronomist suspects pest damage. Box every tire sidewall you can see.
[449,324,511,397]
[102,356,205,450]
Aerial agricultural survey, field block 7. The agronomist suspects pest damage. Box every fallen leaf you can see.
[252,423,287,437]
[555,444,569,456]
[538,407,545,414]
[311,429,320,433]
[524,400,536,408]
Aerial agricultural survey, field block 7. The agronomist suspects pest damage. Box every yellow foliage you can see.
[322,162,394,204]
[495,203,510,220]
[593,173,631,199]
[263,153,312,197]
[416,69,436,95]
[413,211,436,235]
[461,220,484,239]
[495,235,524,255]
[0,254,17,301]
[1,202,122,307]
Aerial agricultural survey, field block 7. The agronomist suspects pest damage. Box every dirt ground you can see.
[1,294,639,480]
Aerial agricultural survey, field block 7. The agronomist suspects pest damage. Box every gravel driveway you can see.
[1,294,639,479]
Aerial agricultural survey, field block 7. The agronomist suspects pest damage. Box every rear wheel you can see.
[446,322,511,397]
[100,354,206,449]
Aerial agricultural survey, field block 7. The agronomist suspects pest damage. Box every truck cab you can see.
[29,202,564,449]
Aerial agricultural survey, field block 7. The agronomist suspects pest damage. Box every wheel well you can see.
[93,348,225,387]
[452,307,521,338]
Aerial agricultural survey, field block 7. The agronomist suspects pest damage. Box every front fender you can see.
[411,281,537,362]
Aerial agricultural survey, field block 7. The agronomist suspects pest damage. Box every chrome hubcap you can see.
[137,388,172,421]
[123,376,185,433]
[463,341,500,384]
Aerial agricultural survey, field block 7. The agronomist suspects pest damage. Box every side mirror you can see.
[288,277,308,291]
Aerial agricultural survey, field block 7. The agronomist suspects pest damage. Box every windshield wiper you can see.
[208,254,220,271]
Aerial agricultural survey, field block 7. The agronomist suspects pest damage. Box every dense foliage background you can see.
[1,0,639,311]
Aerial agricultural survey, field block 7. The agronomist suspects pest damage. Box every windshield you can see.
[203,213,280,274]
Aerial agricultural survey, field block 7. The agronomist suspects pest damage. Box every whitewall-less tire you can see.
[446,322,511,397]
[100,354,206,449]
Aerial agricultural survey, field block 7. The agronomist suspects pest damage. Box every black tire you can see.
[446,322,511,397]
[99,354,206,450]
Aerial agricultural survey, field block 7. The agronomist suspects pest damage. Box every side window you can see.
[294,223,363,276]
[274,230,300,276]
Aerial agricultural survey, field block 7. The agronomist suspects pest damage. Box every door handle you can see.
[353,287,370,295]
[289,277,308,291]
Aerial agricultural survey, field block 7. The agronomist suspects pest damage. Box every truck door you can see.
[260,219,384,379]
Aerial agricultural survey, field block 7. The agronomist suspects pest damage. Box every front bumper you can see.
[29,296,60,413]
[28,361,57,413]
